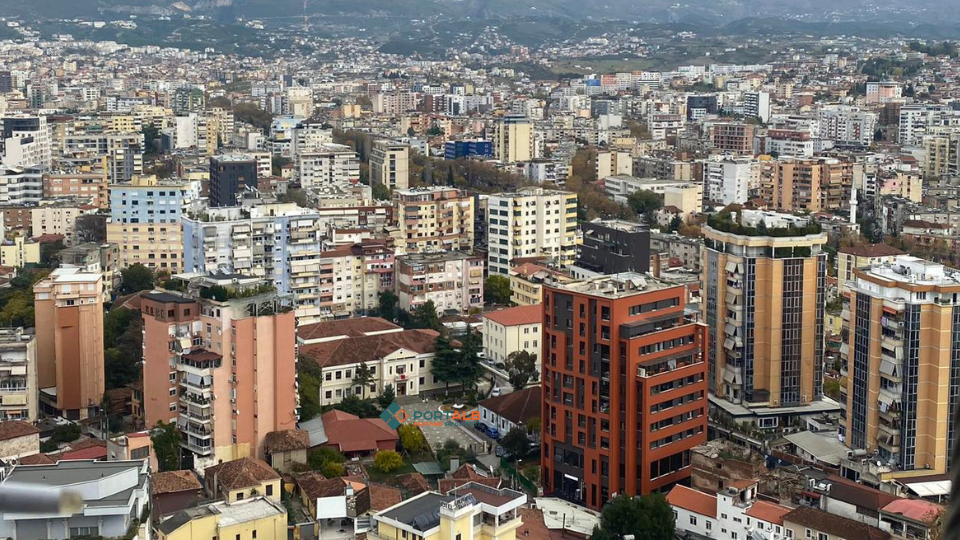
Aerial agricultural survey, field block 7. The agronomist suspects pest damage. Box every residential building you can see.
[635,156,696,181]
[841,255,960,474]
[783,507,891,540]
[209,154,257,207]
[487,188,578,275]
[43,166,109,208]
[107,431,158,472]
[764,129,815,158]
[541,274,708,509]
[33,268,105,420]
[703,211,834,426]
[711,123,756,155]
[369,483,526,540]
[664,184,704,222]
[317,240,394,320]
[478,386,541,436]
[603,175,701,206]
[182,202,325,319]
[370,140,410,191]
[509,262,575,306]
[494,114,533,163]
[703,156,755,206]
[866,82,902,104]
[315,409,399,455]
[63,133,143,183]
[106,174,187,272]
[837,243,904,296]
[573,219,650,278]
[743,91,771,123]
[482,304,542,366]
[59,242,121,293]
[595,149,633,178]
[819,106,878,146]
[393,187,474,253]
[262,429,310,473]
[764,158,862,213]
[668,481,793,540]
[1,116,51,169]
[0,460,150,540]
[879,499,943,540]
[156,497,287,540]
[139,276,298,471]
[298,318,449,404]
[0,166,42,206]
[0,233,40,268]
[395,251,484,314]
[299,144,361,188]
[205,457,282,502]
[31,201,96,246]
[444,140,492,160]
[0,420,40,461]
[152,470,204,517]
[0,328,37,422]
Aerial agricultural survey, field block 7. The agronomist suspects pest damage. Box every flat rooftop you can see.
[548,272,675,298]
[860,255,960,287]
[378,492,454,532]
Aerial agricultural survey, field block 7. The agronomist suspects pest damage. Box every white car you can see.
[491,387,502,397]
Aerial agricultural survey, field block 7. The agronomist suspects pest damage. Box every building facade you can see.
[370,141,410,191]
[106,175,186,272]
[393,187,474,253]
[0,328,38,422]
[209,154,257,207]
[487,188,578,275]
[395,251,484,314]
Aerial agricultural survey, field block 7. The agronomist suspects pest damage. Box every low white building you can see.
[668,481,792,540]
[0,460,150,540]
[481,304,542,366]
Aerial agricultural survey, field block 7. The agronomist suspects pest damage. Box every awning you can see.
[880,359,897,376]
[726,292,738,305]
[724,338,735,351]
[726,261,737,273]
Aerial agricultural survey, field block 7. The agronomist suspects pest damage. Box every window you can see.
[236,535,240,540]
[169,388,177,396]
[266,484,273,496]
[818,534,827,540]
[70,528,98,537]
[786,530,794,538]
[806,529,813,539]
[689,516,698,526]
[706,522,712,531]
[253,532,257,539]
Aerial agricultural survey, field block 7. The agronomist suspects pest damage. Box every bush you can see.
[321,461,344,478]
[374,450,403,473]
[397,424,429,454]
[308,447,345,470]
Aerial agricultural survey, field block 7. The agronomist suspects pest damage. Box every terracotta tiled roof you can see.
[205,457,280,492]
[367,483,402,511]
[666,485,717,517]
[0,420,39,441]
[479,386,542,426]
[263,430,310,453]
[839,243,905,258]
[297,472,346,500]
[483,305,542,327]
[301,329,441,370]
[881,499,943,524]
[826,475,900,512]
[396,473,430,496]
[153,470,203,495]
[784,506,891,540]
[320,410,398,453]
[297,317,401,342]
[19,453,54,465]
[746,500,792,526]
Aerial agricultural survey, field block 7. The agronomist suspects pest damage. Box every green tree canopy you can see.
[151,421,182,471]
[484,276,512,305]
[500,427,531,459]
[411,300,442,331]
[377,384,397,410]
[627,190,663,223]
[590,493,675,540]
[374,450,404,472]
[505,350,538,390]
[353,362,375,398]
[119,264,155,295]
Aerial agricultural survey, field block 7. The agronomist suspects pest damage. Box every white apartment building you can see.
[743,91,771,123]
[603,175,701,205]
[0,116,51,170]
[0,328,38,422]
[299,144,361,188]
[899,104,959,147]
[818,106,878,146]
[703,156,755,205]
[486,188,578,275]
[291,123,333,159]
[669,482,792,540]
[31,203,97,246]
[0,167,42,206]
[481,304,542,369]
[395,251,485,314]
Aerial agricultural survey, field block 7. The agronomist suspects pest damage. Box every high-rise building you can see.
[703,156,755,206]
[209,155,258,207]
[106,175,187,272]
[0,71,12,93]
[1,116,51,170]
[370,140,410,191]
[493,115,533,163]
[0,328,38,422]
[573,219,650,278]
[743,91,771,123]
[140,275,298,471]
[819,106,878,146]
[172,87,205,115]
[393,187,474,253]
[298,144,360,188]
[395,251,484,314]
[702,210,834,425]
[541,274,708,509]
[486,188,578,275]
[711,123,756,155]
[33,267,105,420]
[841,255,960,474]
[317,240,395,320]
[763,158,862,214]
[182,202,323,320]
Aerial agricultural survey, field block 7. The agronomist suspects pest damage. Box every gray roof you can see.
[6,459,144,487]
[782,431,848,466]
[298,417,328,447]
[413,462,445,476]
[379,493,454,532]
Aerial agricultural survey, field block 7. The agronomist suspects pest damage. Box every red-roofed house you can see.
[880,498,943,539]
[481,304,543,367]
[320,410,398,456]
[667,485,717,536]
[669,480,793,540]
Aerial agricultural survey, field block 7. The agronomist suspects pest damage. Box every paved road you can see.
[399,399,489,454]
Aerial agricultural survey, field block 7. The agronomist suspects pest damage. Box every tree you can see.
[335,394,380,418]
[372,182,391,201]
[484,276,512,305]
[374,450,403,473]
[505,350,538,390]
[377,384,397,410]
[457,330,484,391]
[353,362,374,399]
[322,461,345,477]
[0,292,35,327]
[590,493,675,540]
[308,447,345,470]
[526,417,541,436]
[119,264,155,295]
[378,290,399,321]
[668,215,683,232]
[432,335,462,392]
[397,424,429,454]
[151,421,182,472]
[500,427,531,459]
[627,190,663,223]
[412,300,442,331]
[40,423,82,452]
[298,356,322,421]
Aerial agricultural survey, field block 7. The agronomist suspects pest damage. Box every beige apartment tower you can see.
[393,187,474,253]
[841,255,960,474]
[370,140,410,191]
[33,268,106,420]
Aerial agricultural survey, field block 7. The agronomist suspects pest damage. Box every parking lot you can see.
[397,398,489,454]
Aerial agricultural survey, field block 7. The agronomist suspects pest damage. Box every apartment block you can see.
[370,140,410,191]
[711,123,756,155]
[1,116,51,170]
[595,149,633,178]
[33,268,105,420]
[573,219,650,278]
[541,274,708,509]
[486,188,578,275]
[43,162,109,208]
[182,202,324,320]
[702,211,833,425]
[837,243,904,296]
[140,276,298,471]
[299,144,361,188]
[0,166,42,206]
[819,106,878,146]
[60,242,121,294]
[106,175,186,272]
[703,156,756,206]
[395,251,484,314]
[493,114,533,163]
[31,201,97,246]
[0,328,38,422]
[209,154,257,207]
[841,256,960,474]
[394,187,474,253]
[763,158,862,213]
[482,304,542,367]
[318,240,395,320]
